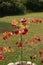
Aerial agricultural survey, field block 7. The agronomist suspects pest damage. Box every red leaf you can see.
[8,32,13,37]
[0,54,3,60]
[0,47,3,52]
[30,56,33,60]
[32,36,41,42]
[39,51,42,57]
[12,29,19,35]
[40,57,43,63]
[20,18,27,23]
[33,55,36,59]
[21,29,28,35]
[18,42,22,48]
[2,36,7,40]
[31,19,42,23]
[16,42,19,45]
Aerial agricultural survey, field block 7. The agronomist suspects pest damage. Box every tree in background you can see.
[0,0,43,16]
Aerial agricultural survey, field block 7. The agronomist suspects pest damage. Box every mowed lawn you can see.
[0,12,43,65]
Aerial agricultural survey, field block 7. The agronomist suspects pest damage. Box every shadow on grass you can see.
[0,22,13,33]
[0,12,43,18]
[0,13,25,18]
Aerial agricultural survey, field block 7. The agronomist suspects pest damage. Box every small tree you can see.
[1,18,43,65]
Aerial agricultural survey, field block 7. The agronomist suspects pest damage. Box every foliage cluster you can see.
[0,0,43,16]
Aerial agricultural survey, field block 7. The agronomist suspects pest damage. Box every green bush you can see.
[0,0,43,16]
[0,2,13,15]
[0,1,26,16]
[14,2,26,14]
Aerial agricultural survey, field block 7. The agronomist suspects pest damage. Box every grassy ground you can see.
[0,12,43,65]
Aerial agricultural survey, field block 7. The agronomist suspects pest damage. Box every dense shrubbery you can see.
[0,0,43,16]
[25,0,43,12]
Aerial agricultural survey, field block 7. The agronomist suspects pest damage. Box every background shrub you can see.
[0,0,43,16]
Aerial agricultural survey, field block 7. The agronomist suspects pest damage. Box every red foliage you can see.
[30,56,33,60]
[25,39,29,44]
[32,36,41,42]
[39,51,42,57]
[2,36,7,40]
[18,42,22,48]
[30,55,36,60]
[30,19,42,23]
[8,32,13,37]
[20,18,27,23]
[0,47,3,52]
[0,54,5,60]
[21,28,28,35]
[16,42,19,45]
[40,57,43,63]
[12,29,19,35]
[32,55,36,59]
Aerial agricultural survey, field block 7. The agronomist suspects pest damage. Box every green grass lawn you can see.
[0,12,43,65]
